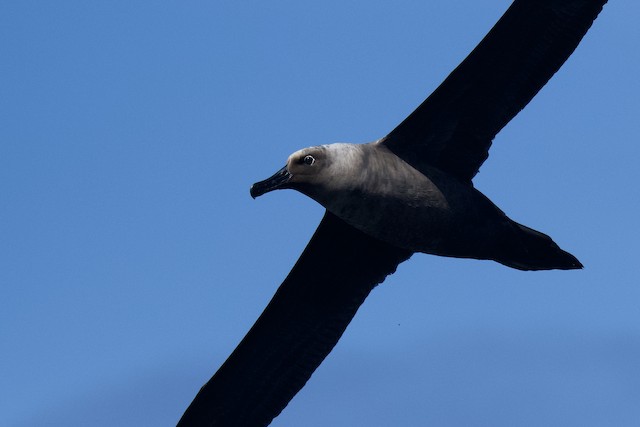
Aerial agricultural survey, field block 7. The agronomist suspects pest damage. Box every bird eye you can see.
[303,155,315,165]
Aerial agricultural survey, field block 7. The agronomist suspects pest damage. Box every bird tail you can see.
[495,221,583,271]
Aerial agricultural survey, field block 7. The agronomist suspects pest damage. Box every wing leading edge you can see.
[383,0,607,183]
[178,212,412,426]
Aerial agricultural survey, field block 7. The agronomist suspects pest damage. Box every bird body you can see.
[254,141,581,270]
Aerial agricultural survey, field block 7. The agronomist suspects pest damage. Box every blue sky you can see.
[2,1,639,426]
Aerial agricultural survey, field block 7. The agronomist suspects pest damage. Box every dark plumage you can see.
[179,1,608,425]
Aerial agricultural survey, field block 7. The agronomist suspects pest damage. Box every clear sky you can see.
[2,1,639,426]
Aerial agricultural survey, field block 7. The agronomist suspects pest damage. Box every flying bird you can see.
[179,0,608,425]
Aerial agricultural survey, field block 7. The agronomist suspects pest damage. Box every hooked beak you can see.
[250,165,292,199]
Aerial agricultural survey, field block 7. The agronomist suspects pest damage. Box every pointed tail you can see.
[495,221,583,271]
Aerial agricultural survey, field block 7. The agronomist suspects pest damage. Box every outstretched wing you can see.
[178,212,412,427]
[382,0,607,183]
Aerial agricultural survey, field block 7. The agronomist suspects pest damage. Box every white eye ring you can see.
[303,155,315,165]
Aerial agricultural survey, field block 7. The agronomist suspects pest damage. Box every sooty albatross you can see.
[179,0,608,425]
